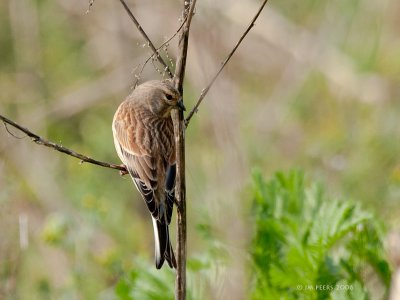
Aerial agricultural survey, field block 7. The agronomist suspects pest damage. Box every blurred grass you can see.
[0,0,399,299]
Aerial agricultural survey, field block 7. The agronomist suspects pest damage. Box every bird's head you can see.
[135,80,185,118]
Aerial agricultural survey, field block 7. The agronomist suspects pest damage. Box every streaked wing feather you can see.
[113,109,160,219]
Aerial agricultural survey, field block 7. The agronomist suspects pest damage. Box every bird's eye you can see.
[166,94,173,100]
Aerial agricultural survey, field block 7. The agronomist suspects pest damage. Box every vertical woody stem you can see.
[172,1,196,299]
[172,105,186,300]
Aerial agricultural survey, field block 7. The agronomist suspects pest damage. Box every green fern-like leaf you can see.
[250,170,391,300]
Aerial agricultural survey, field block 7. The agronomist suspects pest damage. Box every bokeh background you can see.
[0,0,399,299]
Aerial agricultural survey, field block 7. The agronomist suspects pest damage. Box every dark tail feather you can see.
[165,235,177,269]
[152,217,177,269]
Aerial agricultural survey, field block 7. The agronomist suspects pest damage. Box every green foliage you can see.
[41,213,69,245]
[115,170,391,300]
[115,223,229,300]
[250,170,391,300]
[115,261,175,300]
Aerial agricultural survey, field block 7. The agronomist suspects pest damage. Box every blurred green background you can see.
[0,0,399,299]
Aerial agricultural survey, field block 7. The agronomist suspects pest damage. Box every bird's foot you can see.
[119,164,129,176]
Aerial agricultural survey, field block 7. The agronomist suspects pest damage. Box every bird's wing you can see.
[165,164,176,224]
[112,104,160,219]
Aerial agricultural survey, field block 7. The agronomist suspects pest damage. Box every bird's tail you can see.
[152,217,177,269]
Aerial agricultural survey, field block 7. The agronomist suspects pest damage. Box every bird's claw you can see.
[119,165,129,176]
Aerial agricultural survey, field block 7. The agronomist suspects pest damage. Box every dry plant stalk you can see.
[118,0,173,78]
[172,1,197,298]
[185,0,270,127]
[0,114,127,173]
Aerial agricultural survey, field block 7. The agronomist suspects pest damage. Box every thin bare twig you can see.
[4,122,25,139]
[118,0,173,78]
[0,114,127,174]
[86,0,95,14]
[134,14,189,87]
[172,0,196,299]
[185,0,269,127]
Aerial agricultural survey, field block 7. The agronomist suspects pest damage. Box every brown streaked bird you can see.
[112,80,185,269]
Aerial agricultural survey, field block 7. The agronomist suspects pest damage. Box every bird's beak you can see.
[176,98,186,111]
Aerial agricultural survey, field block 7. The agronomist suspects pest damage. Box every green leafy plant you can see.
[115,222,229,300]
[250,170,391,300]
[114,170,391,299]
